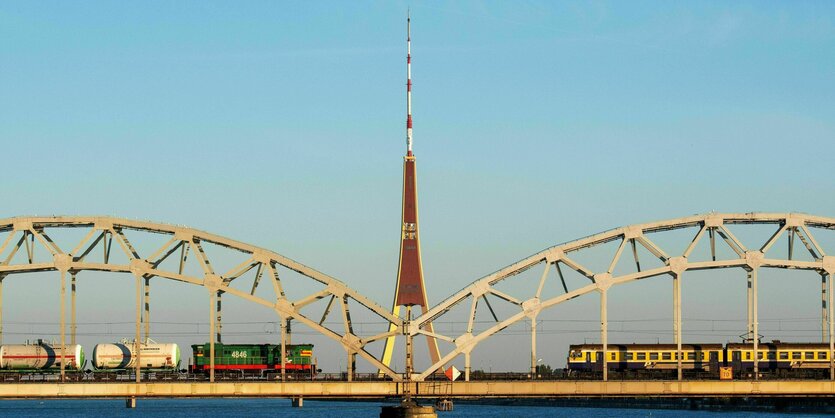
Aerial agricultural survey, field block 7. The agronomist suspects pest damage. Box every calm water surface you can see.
[0,399,829,418]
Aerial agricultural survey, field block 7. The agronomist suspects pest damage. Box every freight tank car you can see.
[190,343,315,375]
[92,339,180,370]
[0,340,85,371]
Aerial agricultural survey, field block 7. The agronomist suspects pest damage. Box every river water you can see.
[0,399,828,418]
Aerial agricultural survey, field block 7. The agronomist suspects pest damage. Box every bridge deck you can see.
[1,381,835,399]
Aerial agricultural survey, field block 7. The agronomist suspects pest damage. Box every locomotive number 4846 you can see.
[230,351,248,359]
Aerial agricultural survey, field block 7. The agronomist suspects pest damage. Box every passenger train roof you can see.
[569,344,723,350]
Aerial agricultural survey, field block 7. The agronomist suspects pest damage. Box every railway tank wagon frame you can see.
[0,340,85,372]
[92,339,180,372]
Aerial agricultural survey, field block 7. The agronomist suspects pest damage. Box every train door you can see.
[586,350,592,371]
[709,351,718,372]
[732,350,741,372]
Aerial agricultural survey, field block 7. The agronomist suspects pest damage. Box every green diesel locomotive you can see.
[190,343,315,376]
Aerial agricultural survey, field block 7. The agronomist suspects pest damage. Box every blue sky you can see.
[1,1,834,371]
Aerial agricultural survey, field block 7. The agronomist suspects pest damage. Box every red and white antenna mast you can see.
[380,11,442,373]
[406,10,413,156]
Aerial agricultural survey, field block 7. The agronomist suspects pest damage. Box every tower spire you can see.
[406,9,413,156]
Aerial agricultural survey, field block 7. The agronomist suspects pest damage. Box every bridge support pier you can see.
[600,288,608,382]
[822,273,828,343]
[0,275,4,345]
[674,273,682,381]
[281,319,287,382]
[144,277,150,341]
[71,273,76,345]
[347,352,356,382]
[291,397,303,408]
[209,290,217,383]
[745,268,759,380]
[134,274,142,384]
[530,316,537,379]
[59,269,66,382]
[829,272,834,381]
[746,270,754,339]
[216,290,223,344]
[126,397,136,408]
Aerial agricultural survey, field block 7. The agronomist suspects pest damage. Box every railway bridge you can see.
[1,212,835,401]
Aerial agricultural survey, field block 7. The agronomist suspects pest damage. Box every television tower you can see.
[381,12,442,369]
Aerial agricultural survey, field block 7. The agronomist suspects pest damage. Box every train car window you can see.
[767,352,776,360]
[597,352,602,361]
[637,353,646,360]
[626,353,633,360]
[650,353,658,360]
[757,352,764,360]
[792,352,801,360]
[745,352,751,360]
[686,352,694,360]
[610,353,616,361]
[662,353,671,360]
[806,352,814,359]
[818,352,828,360]
[780,352,789,360]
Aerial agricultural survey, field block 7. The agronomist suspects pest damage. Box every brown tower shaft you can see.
[396,156,425,306]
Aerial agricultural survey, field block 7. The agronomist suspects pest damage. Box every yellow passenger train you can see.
[568,341,835,378]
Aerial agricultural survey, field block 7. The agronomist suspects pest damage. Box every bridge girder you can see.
[413,212,835,381]
[0,216,404,381]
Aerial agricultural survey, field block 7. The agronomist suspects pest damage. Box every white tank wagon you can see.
[0,340,85,371]
[92,339,180,370]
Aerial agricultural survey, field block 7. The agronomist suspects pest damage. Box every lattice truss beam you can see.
[413,213,835,380]
[0,217,404,381]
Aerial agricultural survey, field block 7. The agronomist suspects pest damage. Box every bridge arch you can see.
[414,212,835,381]
[0,216,403,381]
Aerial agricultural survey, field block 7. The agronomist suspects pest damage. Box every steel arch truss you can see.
[413,212,835,380]
[0,216,404,380]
